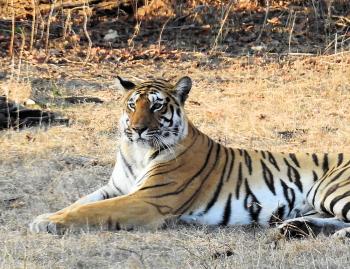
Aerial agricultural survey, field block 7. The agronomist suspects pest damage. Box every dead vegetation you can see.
[1,0,350,62]
[1,53,350,267]
[1,0,350,268]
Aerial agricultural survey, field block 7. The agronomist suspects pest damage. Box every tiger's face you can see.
[116,76,192,149]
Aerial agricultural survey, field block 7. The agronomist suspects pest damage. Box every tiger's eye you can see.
[128,103,135,110]
[152,103,163,111]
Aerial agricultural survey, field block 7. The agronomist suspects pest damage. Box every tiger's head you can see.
[116,76,192,149]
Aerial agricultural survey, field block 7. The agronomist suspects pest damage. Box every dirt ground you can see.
[1,53,350,268]
[1,0,350,268]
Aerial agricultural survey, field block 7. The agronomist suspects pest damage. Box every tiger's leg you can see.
[30,179,123,232]
[30,191,168,234]
[60,180,124,212]
[333,227,350,238]
[279,164,350,238]
[57,160,128,213]
[278,215,350,238]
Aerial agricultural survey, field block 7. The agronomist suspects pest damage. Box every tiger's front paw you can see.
[29,213,66,234]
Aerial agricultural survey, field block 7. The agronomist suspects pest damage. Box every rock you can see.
[103,30,119,43]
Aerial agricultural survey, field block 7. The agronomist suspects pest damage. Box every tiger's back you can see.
[126,122,350,227]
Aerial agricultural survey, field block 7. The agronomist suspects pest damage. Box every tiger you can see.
[30,76,350,238]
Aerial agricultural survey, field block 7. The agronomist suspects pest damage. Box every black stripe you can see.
[337,153,344,166]
[322,153,329,173]
[120,151,135,178]
[226,148,235,182]
[329,190,350,214]
[236,162,243,199]
[260,160,276,195]
[145,201,173,215]
[140,133,199,180]
[244,150,252,175]
[160,105,175,126]
[220,193,232,226]
[261,151,266,159]
[111,179,124,195]
[280,179,295,215]
[312,153,319,166]
[267,151,280,171]
[175,143,221,214]
[284,158,303,192]
[139,164,183,184]
[319,195,328,214]
[323,166,350,188]
[342,202,350,220]
[269,205,286,225]
[100,189,109,199]
[138,84,164,92]
[276,205,285,222]
[165,94,181,107]
[244,179,261,222]
[149,146,168,160]
[151,139,214,198]
[168,105,174,126]
[289,153,300,168]
[312,171,319,182]
[203,147,228,213]
[310,175,330,207]
[139,182,175,191]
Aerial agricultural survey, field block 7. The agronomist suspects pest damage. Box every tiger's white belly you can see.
[180,185,313,226]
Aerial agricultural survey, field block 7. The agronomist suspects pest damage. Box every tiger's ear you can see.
[115,76,136,92]
[173,76,192,104]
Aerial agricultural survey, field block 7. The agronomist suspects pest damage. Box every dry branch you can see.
[210,0,235,54]
[29,0,36,51]
[9,0,15,57]
[45,0,55,59]
[37,0,130,14]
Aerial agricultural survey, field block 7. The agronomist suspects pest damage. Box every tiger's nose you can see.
[132,127,147,136]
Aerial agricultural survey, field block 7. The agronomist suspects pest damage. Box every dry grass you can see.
[0,81,32,103]
[1,53,350,268]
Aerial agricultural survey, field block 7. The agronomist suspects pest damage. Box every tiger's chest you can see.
[111,146,164,194]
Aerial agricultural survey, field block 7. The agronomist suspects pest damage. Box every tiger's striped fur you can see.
[30,76,350,237]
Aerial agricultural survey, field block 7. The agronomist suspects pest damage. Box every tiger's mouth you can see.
[134,136,161,149]
[124,126,180,149]
[128,131,157,145]
[136,137,148,143]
